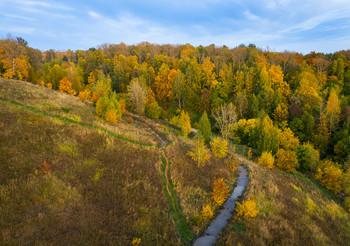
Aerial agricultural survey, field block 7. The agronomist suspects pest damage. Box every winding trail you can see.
[193,165,249,246]
[147,121,250,246]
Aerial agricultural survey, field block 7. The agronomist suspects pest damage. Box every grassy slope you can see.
[0,79,179,245]
[217,154,350,246]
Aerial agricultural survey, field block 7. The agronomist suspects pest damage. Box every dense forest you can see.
[1,36,350,210]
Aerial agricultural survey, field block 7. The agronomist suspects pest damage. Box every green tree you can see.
[199,111,211,144]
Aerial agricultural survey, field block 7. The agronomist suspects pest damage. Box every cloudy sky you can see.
[1,0,350,53]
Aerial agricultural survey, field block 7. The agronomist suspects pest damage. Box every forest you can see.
[1,36,350,212]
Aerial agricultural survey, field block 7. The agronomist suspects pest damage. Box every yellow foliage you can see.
[131,237,141,245]
[247,147,253,160]
[344,197,350,212]
[78,89,91,102]
[59,77,76,95]
[315,159,342,193]
[2,58,29,80]
[38,80,45,86]
[258,151,274,169]
[179,110,191,137]
[105,108,117,124]
[211,178,230,206]
[278,128,300,150]
[46,83,52,89]
[225,157,239,173]
[200,204,214,220]
[276,149,299,172]
[236,199,258,218]
[210,137,228,159]
[187,137,211,167]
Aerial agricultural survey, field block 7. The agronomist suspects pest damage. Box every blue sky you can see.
[1,0,350,53]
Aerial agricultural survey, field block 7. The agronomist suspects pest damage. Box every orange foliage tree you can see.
[59,77,75,95]
[211,178,230,206]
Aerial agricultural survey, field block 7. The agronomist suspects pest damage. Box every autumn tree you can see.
[211,178,230,206]
[258,151,274,169]
[179,110,191,137]
[315,159,343,193]
[198,111,212,144]
[212,102,237,139]
[276,149,299,172]
[296,143,320,172]
[187,136,211,167]
[210,137,228,159]
[59,77,75,95]
[278,127,300,151]
[128,78,147,114]
[325,88,341,135]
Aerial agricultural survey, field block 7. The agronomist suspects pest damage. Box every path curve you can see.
[193,165,249,246]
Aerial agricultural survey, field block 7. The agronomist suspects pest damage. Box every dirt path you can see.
[193,165,249,246]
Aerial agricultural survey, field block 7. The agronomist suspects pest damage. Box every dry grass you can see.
[166,137,236,235]
[216,155,350,246]
[0,79,181,245]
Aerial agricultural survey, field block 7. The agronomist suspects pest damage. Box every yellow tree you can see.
[278,127,300,151]
[210,137,228,158]
[201,57,218,89]
[276,149,299,172]
[211,178,230,206]
[59,77,75,95]
[179,110,191,137]
[187,136,211,167]
[325,88,341,135]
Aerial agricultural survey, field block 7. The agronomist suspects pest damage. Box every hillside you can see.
[217,154,350,245]
[0,79,349,245]
[0,79,235,245]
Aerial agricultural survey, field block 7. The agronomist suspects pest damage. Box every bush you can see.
[211,178,230,206]
[236,199,258,218]
[315,159,343,193]
[258,151,274,169]
[78,89,91,102]
[105,105,117,124]
[276,149,299,172]
[210,137,228,159]
[200,204,214,220]
[145,102,162,120]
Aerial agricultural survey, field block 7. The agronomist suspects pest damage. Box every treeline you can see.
[1,36,350,209]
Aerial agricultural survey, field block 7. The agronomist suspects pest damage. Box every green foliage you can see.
[315,159,343,194]
[296,143,320,172]
[256,116,279,155]
[210,137,228,159]
[198,111,211,144]
[145,102,162,120]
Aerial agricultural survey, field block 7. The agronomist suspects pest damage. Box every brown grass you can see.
[166,137,236,235]
[0,79,180,245]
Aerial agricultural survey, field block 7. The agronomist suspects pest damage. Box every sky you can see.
[1,0,350,53]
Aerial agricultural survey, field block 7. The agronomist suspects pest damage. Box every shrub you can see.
[258,151,274,169]
[276,149,299,172]
[225,157,239,173]
[315,159,343,193]
[211,178,230,206]
[131,237,141,245]
[236,199,258,218]
[200,204,214,220]
[210,137,228,159]
[125,116,133,124]
[145,102,162,120]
